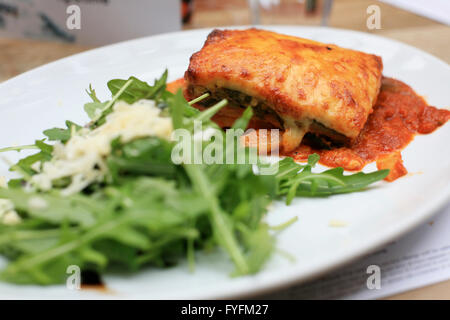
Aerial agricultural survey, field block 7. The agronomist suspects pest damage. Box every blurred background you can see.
[0,0,449,82]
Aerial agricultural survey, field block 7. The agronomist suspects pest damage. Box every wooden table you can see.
[0,0,449,299]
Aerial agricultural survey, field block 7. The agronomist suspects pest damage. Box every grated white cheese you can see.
[30,161,42,173]
[0,198,14,216]
[0,176,6,188]
[2,211,21,225]
[28,196,48,210]
[0,187,20,225]
[31,99,173,196]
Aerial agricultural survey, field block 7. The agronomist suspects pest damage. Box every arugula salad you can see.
[0,71,388,285]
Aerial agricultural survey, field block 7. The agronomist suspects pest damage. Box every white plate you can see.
[0,26,449,299]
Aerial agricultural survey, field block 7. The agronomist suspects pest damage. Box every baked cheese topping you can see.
[32,100,173,196]
[280,118,311,153]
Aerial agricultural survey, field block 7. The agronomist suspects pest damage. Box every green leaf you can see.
[89,78,134,126]
[307,153,320,167]
[107,70,168,104]
[0,188,97,228]
[9,140,53,177]
[104,226,150,250]
[84,101,108,119]
[168,89,186,130]
[235,223,274,275]
[107,136,176,181]
[232,107,253,131]
[278,163,389,202]
[79,245,108,268]
[86,84,101,103]
[183,164,250,275]
[35,139,53,154]
[194,99,228,123]
[43,120,82,143]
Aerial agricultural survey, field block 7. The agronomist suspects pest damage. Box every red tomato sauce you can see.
[287,78,449,181]
[168,77,449,182]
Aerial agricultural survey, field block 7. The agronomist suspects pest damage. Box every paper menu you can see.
[263,202,450,299]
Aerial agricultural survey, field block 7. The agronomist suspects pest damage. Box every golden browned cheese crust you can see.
[185,28,383,139]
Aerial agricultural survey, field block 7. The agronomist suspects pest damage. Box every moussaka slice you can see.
[184,28,383,152]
